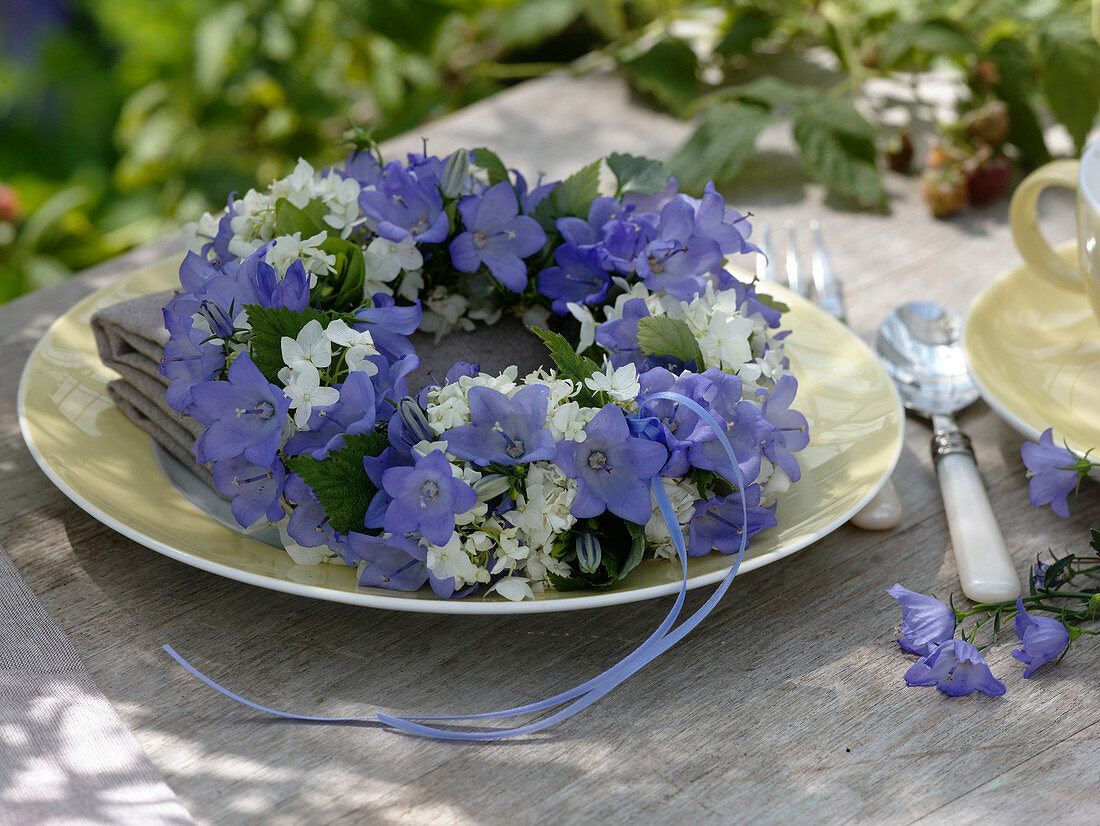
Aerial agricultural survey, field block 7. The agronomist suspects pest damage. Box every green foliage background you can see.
[1,0,1097,303]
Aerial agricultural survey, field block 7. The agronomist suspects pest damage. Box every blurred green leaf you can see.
[583,0,626,41]
[606,153,668,196]
[194,3,248,96]
[986,36,1051,167]
[667,103,769,194]
[1038,15,1100,152]
[489,0,583,49]
[715,8,774,59]
[879,18,974,67]
[622,35,699,116]
[792,98,885,208]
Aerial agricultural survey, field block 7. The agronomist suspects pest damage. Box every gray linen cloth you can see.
[90,291,553,486]
[0,545,196,825]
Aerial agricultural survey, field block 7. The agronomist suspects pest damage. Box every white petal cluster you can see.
[585,362,640,403]
[363,236,423,295]
[325,319,380,375]
[645,477,700,560]
[266,231,335,281]
[502,463,577,561]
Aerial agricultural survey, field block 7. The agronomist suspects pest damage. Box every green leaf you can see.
[719,76,808,108]
[622,35,699,116]
[244,304,327,382]
[636,316,703,366]
[879,19,974,68]
[1044,554,1076,589]
[715,8,774,59]
[582,0,626,41]
[530,327,604,406]
[312,237,365,312]
[273,197,328,237]
[667,103,769,194]
[472,147,510,187]
[284,431,389,535]
[490,0,582,49]
[606,153,669,196]
[530,159,600,230]
[986,36,1051,166]
[755,292,789,314]
[792,98,886,208]
[1039,15,1100,152]
[617,523,646,581]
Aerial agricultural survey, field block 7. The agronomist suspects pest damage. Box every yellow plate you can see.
[965,243,1100,458]
[19,259,903,614]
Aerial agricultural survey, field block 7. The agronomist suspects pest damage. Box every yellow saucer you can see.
[19,259,903,614]
[965,243,1100,458]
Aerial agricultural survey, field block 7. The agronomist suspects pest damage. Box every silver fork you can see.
[757,220,903,531]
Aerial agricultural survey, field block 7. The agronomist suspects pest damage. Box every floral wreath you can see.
[161,144,809,601]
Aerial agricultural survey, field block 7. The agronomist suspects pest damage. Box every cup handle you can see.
[1009,159,1082,292]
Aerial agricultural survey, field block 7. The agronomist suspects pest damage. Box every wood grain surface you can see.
[3,68,1099,825]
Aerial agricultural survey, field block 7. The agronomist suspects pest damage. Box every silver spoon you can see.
[875,302,1021,603]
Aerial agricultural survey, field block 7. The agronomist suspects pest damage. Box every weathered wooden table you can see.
[3,70,1098,824]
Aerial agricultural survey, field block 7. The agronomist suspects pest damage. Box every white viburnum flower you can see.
[566,302,596,353]
[489,575,534,601]
[266,231,334,280]
[281,319,332,371]
[425,533,478,586]
[283,363,340,429]
[270,158,317,209]
[585,361,640,403]
[645,477,699,560]
[363,235,423,283]
[324,319,380,376]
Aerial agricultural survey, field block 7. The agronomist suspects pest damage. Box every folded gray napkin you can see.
[0,544,196,825]
[90,291,214,489]
[90,291,552,487]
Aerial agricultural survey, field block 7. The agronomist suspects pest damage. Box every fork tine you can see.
[783,220,807,296]
[809,220,847,323]
[756,223,777,282]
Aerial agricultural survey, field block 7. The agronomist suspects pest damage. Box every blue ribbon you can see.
[164,391,750,740]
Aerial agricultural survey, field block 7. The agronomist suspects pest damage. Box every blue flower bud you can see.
[473,474,511,501]
[398,396,436,444]
[440,150,471,198]
[576,533,602,574]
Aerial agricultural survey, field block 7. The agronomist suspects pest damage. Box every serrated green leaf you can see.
[636,316,702,366]
[530,327,604,406]
[530,159,600,229]
[472,147,510,187]
[1039,15,1100,151]
[606,152,669,197]
[273,197,328,237]
[311,237,365,312]
[792,98,885,208]
[284,431,389,535]
[715,8,774,59]
[879,19,974,68]
[244,304,327,382]
[667,102,769,194]
[622,35,699,116]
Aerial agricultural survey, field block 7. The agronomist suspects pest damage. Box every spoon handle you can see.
[933,429,1022,603]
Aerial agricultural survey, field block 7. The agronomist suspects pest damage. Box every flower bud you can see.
[576,533,602,574]
[473,474,511,501]
[398,396,435,444]
[440,150,471,198]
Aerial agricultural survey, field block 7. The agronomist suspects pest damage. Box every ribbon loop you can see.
[166,390,752,740]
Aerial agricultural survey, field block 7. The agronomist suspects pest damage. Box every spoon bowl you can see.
[874,301,1021,604]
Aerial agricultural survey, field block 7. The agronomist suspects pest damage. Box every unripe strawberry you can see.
[921,168,968,219]
[964,100,1009,146]
[885,132,914,173]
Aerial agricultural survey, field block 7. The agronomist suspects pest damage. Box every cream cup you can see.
[1009,139,1100,322]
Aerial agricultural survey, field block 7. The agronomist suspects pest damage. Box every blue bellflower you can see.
[904,639,1006,696]
[449,181,547,291]
[345,531,429,591]
[634,197,722,301]
[444,384,556,466]
[555,404,667,525]
[359,162,449,244]
[160,307,224,412]
[760,375,809,482]
[1021,428,1081,518]
[212,455,287,528]
[1012,597,1070,677]
[887,584,956,656]
[381,450,477,545]
[190,353,289,467]
[537,243,611,315]
[688,484,777,557]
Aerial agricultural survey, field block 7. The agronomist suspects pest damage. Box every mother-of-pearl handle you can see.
[935,449,1021,603]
